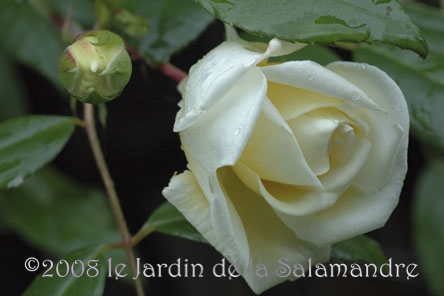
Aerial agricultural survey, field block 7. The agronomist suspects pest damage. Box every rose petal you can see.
[233,162,341,216]
[326,62,409,133]
[287,111,340,175]
[267,81,343,120]
[352,110,404,191]
[225,24,305,63]
[174,42,264,131]
[240,99,322,187]
[318,130,373,191]
[326,62,408,191]
[175,65,257,131]
[261,61,380,111]
[277,183,401,247]
[271,62,408,246]
[180,67,267,197]
[217,167,330,294]
[163,170,250,272]
[175,38,304,131]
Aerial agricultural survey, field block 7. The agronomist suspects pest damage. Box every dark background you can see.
[0,20,432,296]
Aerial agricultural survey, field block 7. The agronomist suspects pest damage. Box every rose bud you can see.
[58,30,132,104]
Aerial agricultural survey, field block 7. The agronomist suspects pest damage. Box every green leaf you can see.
[124,0,214,63]
[94,0,150,37]
[331,235,386,266]
[0,115,78,191]
[23,245,106,296]
[0,167,120,255]
[0,0,65,88]
[0,53,29,121]
[413,160,444,296]
[141,201,207,243]
[46,0,96,29]
[194,0,428,57]
[113,8,150,37]
[354,3,444,153]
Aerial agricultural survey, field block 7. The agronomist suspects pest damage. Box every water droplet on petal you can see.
[234,127,242,136]
[351,90,360,101]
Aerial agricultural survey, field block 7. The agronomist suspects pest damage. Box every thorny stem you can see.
[83,103,145,296]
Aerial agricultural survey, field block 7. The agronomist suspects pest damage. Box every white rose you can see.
[163,30,408,293]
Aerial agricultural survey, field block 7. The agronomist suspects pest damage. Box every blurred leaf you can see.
[113,8,150,37]
[0,0,65,88]
[124,0,214,63]
[95,0,150,37]
[95,0,113,29]
[413,160,444,296]
[47,0,96,28]
[0,53,29,121]
[0,115,77,191]
[195,0,428,57]
[354,3,444,153]
[405,4,444,44]
[331,235,386,266]
[23,245,106,296]
[0,168,120,255]
[141,201,207,243]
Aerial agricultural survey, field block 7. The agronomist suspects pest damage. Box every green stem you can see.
[83,103,145,296]
[132,226,156,247]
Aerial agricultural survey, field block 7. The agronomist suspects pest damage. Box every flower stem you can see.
[125,44,187,82]
[132,226,156,247]
[83,103,144,296]
[156,62,187,83]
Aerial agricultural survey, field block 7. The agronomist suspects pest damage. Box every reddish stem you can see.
[125,44,187,83]
[156,62,187,83]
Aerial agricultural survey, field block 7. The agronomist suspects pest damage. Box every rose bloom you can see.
[163,30,408,293]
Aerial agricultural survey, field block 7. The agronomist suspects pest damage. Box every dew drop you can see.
[359,64,369,70]
[233,127,242,136]
[7,176,24,189]
[351,90,360,101]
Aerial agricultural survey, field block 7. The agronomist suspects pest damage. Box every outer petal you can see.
[327,62,409,191]
[175,38,303,131]
[162,171,225,256]
[179,67,267,197]
[225,25,305,59]
[280,183,402,247]
[326,62,409,133]
[163,171,250,276]
[217,167,330,294]
[163,169,330,295]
